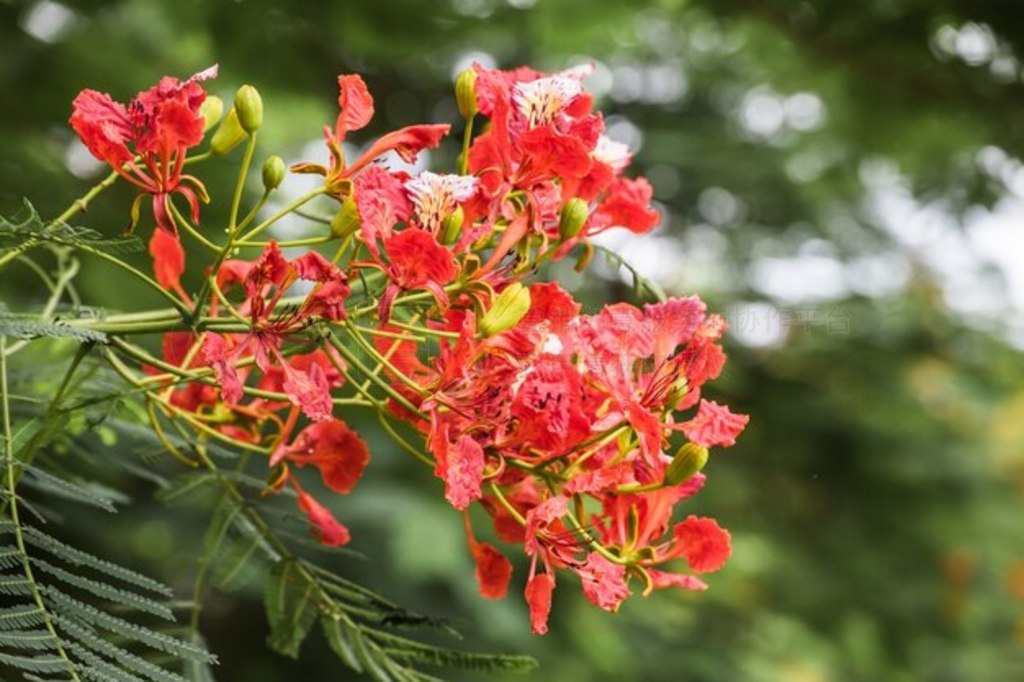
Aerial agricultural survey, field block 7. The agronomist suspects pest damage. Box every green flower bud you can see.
[331,195,361,239]
[559,198,589,241]
[261,155,286,192]
[210,108,246,156]
[440,205,464,245]
[455,68,478,120]
[199,95,224,132]
[479,283,531,337]
[664,442,709,486]
[234,84,263,134]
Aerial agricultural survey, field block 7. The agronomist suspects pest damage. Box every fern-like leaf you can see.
[0,315,107,344]
[19,466,119,513]
[0,200,142,258]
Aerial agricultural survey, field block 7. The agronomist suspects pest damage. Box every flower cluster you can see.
[379,284,746,632]
[70,62,748,634]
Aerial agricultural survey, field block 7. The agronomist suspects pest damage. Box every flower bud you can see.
[199,95,224,132]
[234,84,263,134]
[455,68,478,119]
[559,198,589,241]
[261,155,286,192]
[331,195,361,239]
[664,442,709,486]
[210,108,247,156]
[479,283,531,337]
[440,205,464,245]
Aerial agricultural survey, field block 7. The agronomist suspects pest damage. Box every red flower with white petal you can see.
[405,171,478,233]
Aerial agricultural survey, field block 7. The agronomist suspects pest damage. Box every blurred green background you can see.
[3,0,1024,680]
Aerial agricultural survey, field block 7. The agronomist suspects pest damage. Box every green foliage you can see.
[0,201,142,259]
[162,466,537,681]
[0,515,214,682]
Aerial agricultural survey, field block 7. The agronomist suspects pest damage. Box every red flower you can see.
[507,354,590,454]
[293,73,449,189]
[334,74,374,140]
[471,542,513,600]
[588,177,661,235]
[376,228,457,323]
[204,242,350,420]
[353,166,412,256]
[643,296,706,362]
[70,66,217,234]
[464,516,514,600]
[346,124,450,176]
[522,282,581,335]
[578,552,631,612]
[524,573,555,635]
[272,419,370,494]
[433,432,485,511]
[645,570,708,593]
[681,400,749,448]
[294,484,351,547]
[672,515,731,573]
[524,495,569,556]
[148,226,187,300]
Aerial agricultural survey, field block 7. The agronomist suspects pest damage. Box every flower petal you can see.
[335,74,374,140]
[148,226,185,291]
[578,552,631,611]
[681,399,749,448]
[524,573,555,636]
[672,515,731,573]
[441,435,484,511]
[470,541,513,600]
[296,488,351,547]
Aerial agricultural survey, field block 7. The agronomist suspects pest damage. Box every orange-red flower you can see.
[70,67,217,284]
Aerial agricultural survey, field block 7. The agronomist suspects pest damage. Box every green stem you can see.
[168,200,221,253]
[340,321,428,396]
[1,337,82,681]
[75,243,192,319]
[0,169,123,270]
[488,482,526,526]
[190,133,259,320]
[229,134,258,235]
[326,335,427,419]
[374,412,432,467]
[3,256,80,357]
[236,235,333,248]
[55,169,120,225]
[184,150,213,166]
[236,186,328,243]
[236,191,271,232]
[459,115,475,175]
